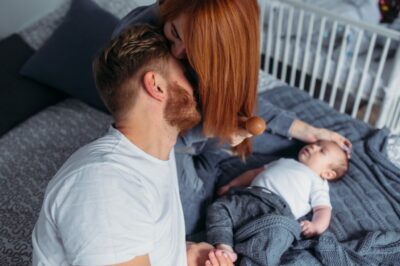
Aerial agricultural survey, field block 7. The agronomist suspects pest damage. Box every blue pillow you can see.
[20,0,119,111]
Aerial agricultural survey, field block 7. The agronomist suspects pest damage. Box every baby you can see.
[209,140,349,262]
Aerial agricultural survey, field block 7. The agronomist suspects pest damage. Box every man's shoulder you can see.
[61,127,135,171]
[44,157,150,215]
[47,129,144,193]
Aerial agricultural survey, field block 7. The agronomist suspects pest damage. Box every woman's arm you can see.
[217,167,265,196]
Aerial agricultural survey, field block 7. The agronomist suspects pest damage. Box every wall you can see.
[0,0,65,39]
[0,0,155,40]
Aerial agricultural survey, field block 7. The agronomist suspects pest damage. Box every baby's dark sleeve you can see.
[206,200,235,247]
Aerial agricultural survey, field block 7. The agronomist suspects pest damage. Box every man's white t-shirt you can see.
[32,126,187,266]
[251,158,331,219]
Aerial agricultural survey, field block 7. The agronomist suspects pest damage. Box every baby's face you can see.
[298,140,344,180]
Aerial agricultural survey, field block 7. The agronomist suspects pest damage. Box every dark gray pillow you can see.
[0,34,66,136]
[20,0,119,111]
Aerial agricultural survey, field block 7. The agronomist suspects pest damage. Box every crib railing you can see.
[258,0,400,133]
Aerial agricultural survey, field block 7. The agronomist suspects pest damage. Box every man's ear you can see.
[321,169,336,180]
[142,71,166,101]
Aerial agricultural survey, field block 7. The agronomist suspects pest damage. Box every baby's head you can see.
[298,140,349,180]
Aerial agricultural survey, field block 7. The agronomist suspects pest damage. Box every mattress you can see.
[0,99,112,263]
[0,75,399,264]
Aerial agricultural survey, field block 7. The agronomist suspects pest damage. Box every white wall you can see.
[0,0,65,39]
[0,0,155,40]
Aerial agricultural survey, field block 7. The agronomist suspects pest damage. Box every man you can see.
[32,25,231,266]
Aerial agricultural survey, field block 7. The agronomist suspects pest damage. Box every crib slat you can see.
[388,98,400,129]
[340,29,364,113]
[389,99,400,129]
[319,21,338,101]
[273,5,284,78]
[290,10,305,86]
[264,4,275,74]
[351,33,377,118]
[300,13,315,90]
[329,25,350,107]
[376,43,400,130]
[393,101,400,131]
[363,38,391,123]
[259,0,266,55]
[310,17,326,97]
[282,7,294,82]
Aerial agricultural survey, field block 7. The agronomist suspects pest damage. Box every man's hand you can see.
[187,242,215,266]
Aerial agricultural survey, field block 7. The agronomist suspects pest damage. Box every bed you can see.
[259,0,400,132]
[0,0,399,264]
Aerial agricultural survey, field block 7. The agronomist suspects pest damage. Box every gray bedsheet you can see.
[0,99,111,265]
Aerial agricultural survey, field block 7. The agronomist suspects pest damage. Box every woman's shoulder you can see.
[112,3,161,38]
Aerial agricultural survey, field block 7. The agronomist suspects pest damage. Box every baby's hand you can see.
[205,249,234,266]
[216,244,237,262]
[300,220,320,238]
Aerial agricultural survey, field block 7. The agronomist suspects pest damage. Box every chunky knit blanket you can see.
[215,86,400,265]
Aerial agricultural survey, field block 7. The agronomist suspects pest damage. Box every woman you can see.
[113,0,351,236]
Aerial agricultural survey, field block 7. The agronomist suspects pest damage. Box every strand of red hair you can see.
[160,0,260,158]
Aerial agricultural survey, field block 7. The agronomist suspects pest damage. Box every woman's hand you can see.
[289,120,352,158]
[228,116,267,147]
[314,128,352,157]
[228,128,252,147]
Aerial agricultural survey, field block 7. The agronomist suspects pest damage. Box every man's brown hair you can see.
[93,25,170,120]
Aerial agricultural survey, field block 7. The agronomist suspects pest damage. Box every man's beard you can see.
[164,82,201,134]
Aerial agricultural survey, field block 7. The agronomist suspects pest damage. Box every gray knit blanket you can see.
[230,131,400,266]
[215,86,400,265]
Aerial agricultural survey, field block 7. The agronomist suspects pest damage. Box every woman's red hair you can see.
[160,0,260,157]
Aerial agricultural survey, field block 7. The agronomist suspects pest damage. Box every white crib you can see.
[258,0,400,133]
